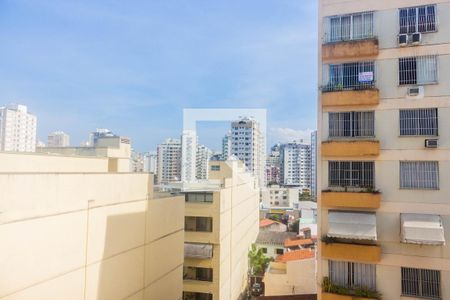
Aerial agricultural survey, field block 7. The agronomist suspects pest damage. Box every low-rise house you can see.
[263,249,316,296]
[255,231,297,259]
[260,218,288,232]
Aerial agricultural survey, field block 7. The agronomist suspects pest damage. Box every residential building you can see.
[130,150,144,172]
[196,144,213,180]
[259,218,288,233]
[318,1,450,299]
[265,143,281,185]
[47,131,70,147]
[221,131,232,160]
[143,151,157,173]
[180,160,260,300]
[181,130,198,183]
[88,128,116,146]
[255,231,297,260]
[0,104,37,152]
[310,131,318,199]
[260,185,300,209]
[280,141,311,189]
[263,249,316,297]
[157,138,182,184]
[0,140,185,299]
[231,117,265,187]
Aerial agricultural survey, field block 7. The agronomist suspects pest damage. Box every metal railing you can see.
[400,161,439,190]
[324,12,375,43]
[329,111,375,138]
[401,267,440,299]
[322,61,376,92]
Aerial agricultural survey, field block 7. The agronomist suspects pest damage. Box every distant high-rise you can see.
[310,131,317,198]
[196,144,213,180]
[89,128,116,146]
[221,131,232,160]
[157,138,182,184]
[280,141,311,189]
[0,104,37,152]
[265,143,281,185]
[181,130,198,183]
[47,131,70,147]
[143,151,157,173]
[230,117,265,186]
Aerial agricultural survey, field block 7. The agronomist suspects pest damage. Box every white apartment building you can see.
[181,130,198,183]
[230,117,265,187]
[221,131,232,160]
[260,185,300,209]
[310,131,318,198]
[318,1,450,299]
[280,141,311,189]
[88,128,116,146]
[196,144,213,180]
[157,138,182,184]
[0,104,37,152]
[143,151,157,173]
[47,131,70,147]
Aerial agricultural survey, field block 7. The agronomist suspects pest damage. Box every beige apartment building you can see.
[0,138,185,300]
[181,160,260,300]
[318,1,450,299]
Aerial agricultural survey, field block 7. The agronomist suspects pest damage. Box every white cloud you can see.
[269,127,314,144]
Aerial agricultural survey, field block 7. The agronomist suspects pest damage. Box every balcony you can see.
[322,293,378,300]
[321,242,381,263]
[184,243,213,259]
[322,191,380,209]
[322,140,380,157]
[322,38,379,61]
[322,89,379,107]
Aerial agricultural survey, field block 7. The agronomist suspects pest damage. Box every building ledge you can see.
[321,242,381,263]
[322,292,377,300]
[322,38,379,61]
[322,191,380,209]
[321,140,380,157]
[322,89,379,107]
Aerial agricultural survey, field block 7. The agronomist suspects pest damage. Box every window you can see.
[276,248,284,255]
[183,266,213,282]
[261,248,267,254]
[329,111,375,138]
[183,292,213,300]
[402,267,440,299]
[326,12,374,43]
[329,261,376,290]
[325,61,375,91]
[400,108,438,136]
[399,55,438,85]
[185,193,213,203]
[400,161,439,190]
[185,217,213,232]
[399,5,436,34]
[210,165,220,171]
[329,161,374,188]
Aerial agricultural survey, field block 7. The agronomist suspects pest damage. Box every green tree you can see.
[248,244,272,276]
[289,219,300,233]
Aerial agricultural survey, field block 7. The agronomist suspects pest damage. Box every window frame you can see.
[399,161,439,190]
[398,55,438,86]
[399,108,438,137]
[325,11,375,43]
[399,5,438,34]
[401,267,441,299]
[329,111,375,138]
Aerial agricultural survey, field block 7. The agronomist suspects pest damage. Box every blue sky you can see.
[0,0,317,152]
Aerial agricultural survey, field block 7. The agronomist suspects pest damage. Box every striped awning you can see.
[401,214,445,245]
[328,211,377,240]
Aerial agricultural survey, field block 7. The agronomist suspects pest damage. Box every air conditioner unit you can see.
[411,32,422,45]
[425,139,438,148]
[398,34,408,46]
[407,86,421,96]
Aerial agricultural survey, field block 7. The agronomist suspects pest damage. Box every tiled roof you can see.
[256,231,297,245]
[284,238,314,248]
[275,249,315,262]
[260,218,277,227]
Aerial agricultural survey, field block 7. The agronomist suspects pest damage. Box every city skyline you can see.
[0,0,317,152]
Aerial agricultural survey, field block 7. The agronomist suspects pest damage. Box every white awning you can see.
[401,214,445,245]
[328,211,377,240]
[184,243,213,259]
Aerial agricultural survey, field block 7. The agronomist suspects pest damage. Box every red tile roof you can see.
[284,238,314,248]
[260,218,277,227]
[275,249,315,262]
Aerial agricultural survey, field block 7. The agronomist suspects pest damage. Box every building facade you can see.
[0,104,37,152]
[230,117,265,187]
[280,141,311,189]
[318,1,450,299]
[143,151,157,174]
[310,131,318,199]
[265,143,281,185]
[181,130,198,183]
[196,144,213,180]
[47,131,70,147]
[157,138,182,184]
[221,131,232,161]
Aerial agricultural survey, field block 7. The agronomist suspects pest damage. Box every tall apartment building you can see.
[310,131,318,199]
[280,141,311,189]
[180,160,259,300]
[88,128,116,146]
[157,138,182,184]
[221,131,232,160]
[230,117,265,187]
[47,131,70,147]
[143,151,157,173]
[318,1,450,299]
[0,104,37,152]
[0,139,185,299]
[182,130,198,183]
[196,144,213,180]
[265,143,281,185]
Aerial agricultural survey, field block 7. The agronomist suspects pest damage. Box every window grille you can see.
[185,193,214,203]
[329,111,374,138]
[323,62,375,92]
[400,161,439,190]
[325,12,374,43]
[400,108,438,136]
[328,161,374,188]
[401,267,440,299]
[399,55,438,85]
[329,260,376,290]
[400,5,437,34]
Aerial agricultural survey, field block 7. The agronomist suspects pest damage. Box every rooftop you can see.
[275,249,315,262]
[256,231,297,246]
[284,238,314,248]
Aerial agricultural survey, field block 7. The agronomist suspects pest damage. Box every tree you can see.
[289,219,300,233]
[248,244,272,276]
